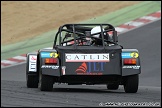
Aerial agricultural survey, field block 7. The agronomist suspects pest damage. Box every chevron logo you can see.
[75,62,87,73]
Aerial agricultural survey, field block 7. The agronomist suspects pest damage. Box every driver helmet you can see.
[91,26,108,45]
[91,26,104,38]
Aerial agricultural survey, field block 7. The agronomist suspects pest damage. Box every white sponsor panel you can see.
[123,65,140,69]
[41,65,59,69]
[65,53,109,62]
[29,55,37,72]
[29,62,37,72]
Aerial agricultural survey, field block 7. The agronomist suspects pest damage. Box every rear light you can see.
[123,58,136,65]
[45,58,57,64]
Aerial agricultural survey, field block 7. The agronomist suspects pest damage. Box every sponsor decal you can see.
[76,62,87,73]
[122,65,140,69]
[122,53,131,58]
[62,66,66,75]
[41,65,59,69]
[41,52,58,58]
[50,52,59,58]
[65,53,109,62]
[31,56,37,60]
[30,55,37,62]
[122,52,139,58]
[130,52,139,58]
[41,52,50,58]
[29,55,37,72]
[75,62,106,75]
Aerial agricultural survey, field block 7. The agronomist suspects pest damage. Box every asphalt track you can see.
[1,20,161,107]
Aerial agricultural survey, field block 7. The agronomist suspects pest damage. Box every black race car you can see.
[26,24,141,93]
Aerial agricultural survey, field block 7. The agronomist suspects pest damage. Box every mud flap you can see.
[26,53,39,88]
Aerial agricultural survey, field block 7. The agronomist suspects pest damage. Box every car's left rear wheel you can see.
[39,73,54,91]
[27,75,39,88]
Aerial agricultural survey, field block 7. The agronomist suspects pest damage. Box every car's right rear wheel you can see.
[123,74,139,93]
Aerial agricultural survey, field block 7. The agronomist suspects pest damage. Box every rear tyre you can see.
[26,75,39,88]
[123,74,139,93]
[39,73,53,91]
[107,83,119,90]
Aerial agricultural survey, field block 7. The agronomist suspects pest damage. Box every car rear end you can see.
[57,45,123,85]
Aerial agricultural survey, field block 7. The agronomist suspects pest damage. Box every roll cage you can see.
[53,24,118,48]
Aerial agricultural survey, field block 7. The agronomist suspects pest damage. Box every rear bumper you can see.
[57,75,122,84]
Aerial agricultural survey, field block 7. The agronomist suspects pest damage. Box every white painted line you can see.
[140,16,159,21]
[124,21,145,27]
[12,56,26,60]
[119,18,161,35]
[1,65,5,68]
[115,27,128,33]
[1,60,18,64]
[1,61,26,69]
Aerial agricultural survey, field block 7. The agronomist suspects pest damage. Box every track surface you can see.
[1,20,161,107]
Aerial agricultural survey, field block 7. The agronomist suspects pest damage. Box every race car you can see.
[26,24,141,93]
